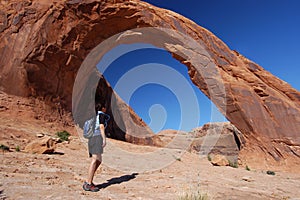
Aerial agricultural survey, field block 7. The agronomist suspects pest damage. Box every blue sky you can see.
[98,44,218,132]
[98,0,300,133]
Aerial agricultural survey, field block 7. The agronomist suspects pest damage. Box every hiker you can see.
[83,103,110,192]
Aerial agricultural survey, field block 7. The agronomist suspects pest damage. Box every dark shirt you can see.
[98,111,110,127]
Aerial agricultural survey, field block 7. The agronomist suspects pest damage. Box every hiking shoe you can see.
[83,182,99,192]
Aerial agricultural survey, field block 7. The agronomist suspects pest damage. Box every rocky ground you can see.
[1,92,300,200]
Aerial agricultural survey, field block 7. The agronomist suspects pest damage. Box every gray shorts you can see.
[88,135,103,157]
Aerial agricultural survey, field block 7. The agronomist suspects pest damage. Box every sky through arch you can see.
[97,43,227,133]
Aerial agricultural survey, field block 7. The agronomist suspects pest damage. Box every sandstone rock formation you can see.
[190,122,243,161]
[155,122,243,162]
[0,0,299,167]
[24,136,56,154]
[80,73,156,144]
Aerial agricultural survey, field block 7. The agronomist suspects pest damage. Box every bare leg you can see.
[87,154,102,184]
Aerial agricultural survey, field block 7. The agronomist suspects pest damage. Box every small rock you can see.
[68,136,77,141]
[52,137,61,143]
[36,133,44,138]
[80,191,86,195]
[242,176,254,182]
[62,140,69,145]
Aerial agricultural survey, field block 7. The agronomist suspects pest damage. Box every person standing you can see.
[83,103,110,192]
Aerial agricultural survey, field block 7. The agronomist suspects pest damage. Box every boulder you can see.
[24,136,56,154]
[210,154,229,166]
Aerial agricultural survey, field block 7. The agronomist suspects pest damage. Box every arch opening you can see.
[72,27,230,172]
[96,43,228,133]
[73,27,228,141]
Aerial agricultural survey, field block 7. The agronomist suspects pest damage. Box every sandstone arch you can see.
[0,0,299,167]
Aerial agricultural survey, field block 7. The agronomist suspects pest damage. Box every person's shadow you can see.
[96,173,138,190]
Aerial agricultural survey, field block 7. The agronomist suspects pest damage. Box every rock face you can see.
[190,122,243,162]
[0,0,299,166]
[78,73,156,144]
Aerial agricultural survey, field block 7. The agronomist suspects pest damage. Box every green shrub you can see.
[0,144,9,151]
[175,157,182,162]
[207,154,212,162]
[178,191,209,200]
[15,145,20,152]
[245,165,250,171]
[266,170,275,175]
[56,130,70,141]
[173,155,182,162]
[228,160,238,168]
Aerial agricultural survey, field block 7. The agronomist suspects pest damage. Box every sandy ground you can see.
[1,92,300,200]
[1,136,300,200]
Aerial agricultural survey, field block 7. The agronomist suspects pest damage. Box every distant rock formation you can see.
[156,122,243,163]
[0,0,299,167]
[190,122,243,162]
